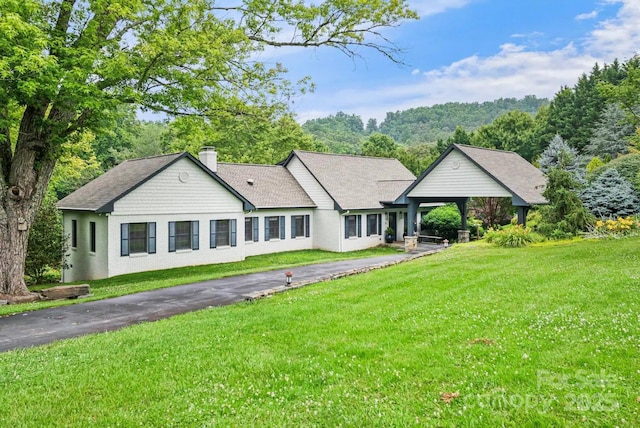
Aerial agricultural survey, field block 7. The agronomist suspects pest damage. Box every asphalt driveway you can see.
[0,246,442,352]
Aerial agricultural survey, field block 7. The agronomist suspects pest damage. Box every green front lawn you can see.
[1,238,639,426]
[1,247,399,317]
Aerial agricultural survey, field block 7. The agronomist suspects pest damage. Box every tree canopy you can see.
[0,0,417,296]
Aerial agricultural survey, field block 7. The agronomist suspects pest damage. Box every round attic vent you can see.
[178,172,190,183]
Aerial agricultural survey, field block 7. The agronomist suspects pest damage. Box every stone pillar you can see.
[404,235,418,252]
[458,230,470,243]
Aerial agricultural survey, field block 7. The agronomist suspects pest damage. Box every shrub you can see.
[469,197,513,227]
[581,168,640,217]
[26,191,69,284]
[586,156,605,173]
[537,168,593,237]
[590,153,640,192]
[485,225,540,248]
[421,205,461,240]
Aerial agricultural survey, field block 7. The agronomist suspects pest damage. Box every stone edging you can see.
[243,249,443,301]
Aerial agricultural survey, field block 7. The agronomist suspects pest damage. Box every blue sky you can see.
[263,0,640,124]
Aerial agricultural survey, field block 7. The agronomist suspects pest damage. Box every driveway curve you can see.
[0,246,441,352]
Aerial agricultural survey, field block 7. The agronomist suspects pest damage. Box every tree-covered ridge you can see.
[379,96,549,145]
[302,96,549,153]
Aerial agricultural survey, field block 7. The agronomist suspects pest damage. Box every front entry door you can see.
[388,212,397,240]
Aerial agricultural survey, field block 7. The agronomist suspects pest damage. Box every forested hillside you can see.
[379,96,548,145]
[301,96,549,153]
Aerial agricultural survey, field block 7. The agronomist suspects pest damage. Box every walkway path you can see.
[0,245,442,352]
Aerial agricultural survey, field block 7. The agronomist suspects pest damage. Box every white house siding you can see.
[244,209,314,257]
[311,209,342,252]
[408,150,512,198]
[107,212,245,278]
[114,157,242,215]
[62,159,249,281]
[62,212,109,282]
[286,156,334,209]
[340,210,386,252]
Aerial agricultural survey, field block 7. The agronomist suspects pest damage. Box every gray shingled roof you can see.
[216,163,316,209]
[377,180,417,203]
[57,153,184,212]
[289,151,416,210]
[454,144,547,205]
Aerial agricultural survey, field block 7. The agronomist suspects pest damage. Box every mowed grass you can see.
[1,247,400,317]
[1,238,639,426]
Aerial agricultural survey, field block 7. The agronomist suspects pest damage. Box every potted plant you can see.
[384,227,395,243]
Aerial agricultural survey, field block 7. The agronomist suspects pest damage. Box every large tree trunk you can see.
[0,170,55,296]
[0,105,57,297]
[0,200,32,296]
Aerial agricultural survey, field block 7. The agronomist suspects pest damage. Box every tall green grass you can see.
[1,238,638,426]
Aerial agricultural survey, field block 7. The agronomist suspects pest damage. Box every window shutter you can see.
[291,216,296,238]
[305,215,310,237]
[121,223,129,256]
[71,220,77,248]
[231,219,237,247]
[280,216,285,240]
[148,222,156,254]
[210,220,217,248]
[357,215,362,237]
[345,217,349,239]
[192,221,199,250]
[253,217,259,242]
[169,221,176,252]
[366,215,371,237]
[265,218,270,241]
[378,214,382,235]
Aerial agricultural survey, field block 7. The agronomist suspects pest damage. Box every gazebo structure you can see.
[395,144,547,244]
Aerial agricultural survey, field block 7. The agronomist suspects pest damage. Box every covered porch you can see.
[396,144,548,244]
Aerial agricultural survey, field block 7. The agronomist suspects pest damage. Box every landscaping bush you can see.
[537,168,593,238]
[590,153,640,192]
[421,205,461,240]
[26,191,69,284]
[581,168,640,217]
[485,225,541,247]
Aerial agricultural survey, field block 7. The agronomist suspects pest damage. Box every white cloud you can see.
[510,32,544,39]
[411,68,421,75]
[409,0,472,17]
[586,0,640,59]
[297,0,640,123]
[576,10,599,21]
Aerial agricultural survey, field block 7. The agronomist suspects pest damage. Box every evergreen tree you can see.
[590,153,640,193]
[586,104,634,159]
[539,135,579,174]
[581,168,640,217]
[537,168,592,237]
